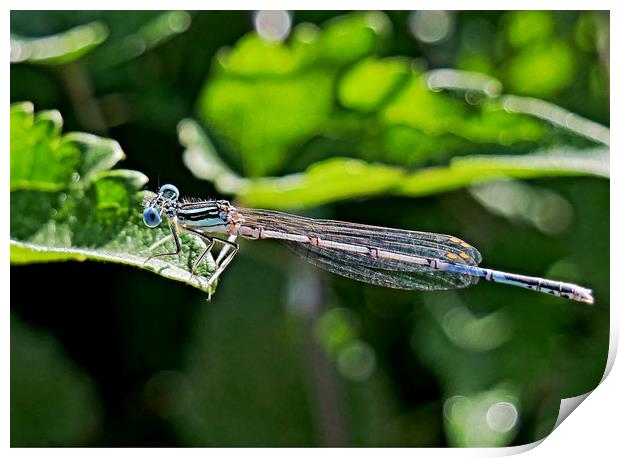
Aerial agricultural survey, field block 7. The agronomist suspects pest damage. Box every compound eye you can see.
[159,184,179,201]
[143,207,162,228]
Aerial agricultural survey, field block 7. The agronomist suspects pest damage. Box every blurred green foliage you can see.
[10,21,108,65]
[186,11,608,209]
[11,315,102,446]
[10,10,609,447]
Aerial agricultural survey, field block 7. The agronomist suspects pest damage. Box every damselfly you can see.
[142,184,594,304]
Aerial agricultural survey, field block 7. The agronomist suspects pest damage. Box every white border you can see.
[5,2,616,455]
[2,1,618,10]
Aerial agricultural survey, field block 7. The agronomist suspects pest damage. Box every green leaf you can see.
[188,14,609,211]
[180,116,608,210]
[506,11,555,48]
[200,62,334,177]
[507,41,576,97]
[338,56,411,113]
[234,149,608,209]
[424,70,609,145]
[10,104,80,192]
[201,29,334,178]
[239,158,405,209]
[197,12,393,178]
[380,75,548,144]
[10,21,108,65]
[96,11,192,68]
[214,32,310,76]
[395,148,609,197]
[10,102,217,296]
[318,11,392,65]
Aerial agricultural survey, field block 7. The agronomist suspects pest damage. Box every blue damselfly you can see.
[142,184,594,304]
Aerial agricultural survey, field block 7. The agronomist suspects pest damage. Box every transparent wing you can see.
[238,208,481,291]
[283,241,477,290]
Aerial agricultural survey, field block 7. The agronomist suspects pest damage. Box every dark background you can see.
[11,11,609,446]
